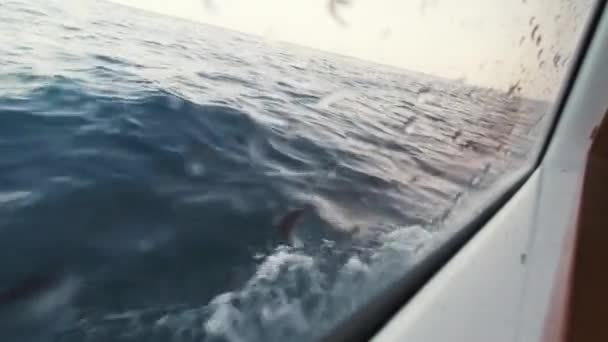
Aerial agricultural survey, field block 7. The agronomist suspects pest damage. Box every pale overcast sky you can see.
[108,0,593,97]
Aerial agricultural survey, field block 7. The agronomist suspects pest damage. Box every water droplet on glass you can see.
[507,81,520,96]
[553,54,561,67]
[328,0,352,27]
[531,24,539,40]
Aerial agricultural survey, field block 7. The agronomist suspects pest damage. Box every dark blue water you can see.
[0,0,549,341]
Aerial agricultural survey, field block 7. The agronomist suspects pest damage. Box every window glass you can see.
[0,0,597,341]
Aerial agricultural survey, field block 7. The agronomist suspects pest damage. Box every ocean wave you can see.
[64,223,434,342]
[0,0,548,341]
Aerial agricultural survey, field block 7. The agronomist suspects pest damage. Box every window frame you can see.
[323,1,608,340]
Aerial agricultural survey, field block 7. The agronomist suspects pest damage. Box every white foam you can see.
[0,191,33,205]
[343,255,369,273]
[253,246,314,282]
[77,223,441,341]
[205,294,242,336]
[195,224,437,340]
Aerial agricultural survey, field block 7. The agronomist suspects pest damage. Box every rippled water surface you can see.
[0,1,550,341]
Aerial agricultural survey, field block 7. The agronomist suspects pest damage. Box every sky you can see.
[108,0,593,98]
